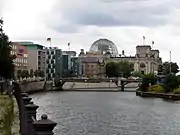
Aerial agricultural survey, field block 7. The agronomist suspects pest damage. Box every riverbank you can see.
[136,91,180,100]
[0,94,20,135]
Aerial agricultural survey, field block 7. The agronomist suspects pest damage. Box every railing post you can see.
[121,81,124,91]
[23,96,32,105]
[33,114,57,135]
[22,92,28,97]
[25,102,39,135]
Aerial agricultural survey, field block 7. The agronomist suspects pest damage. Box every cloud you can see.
[0,0,9,16]
[47,0,179,28]
[1,0,180,66]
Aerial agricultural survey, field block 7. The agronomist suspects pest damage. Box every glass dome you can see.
[89,39,118,54]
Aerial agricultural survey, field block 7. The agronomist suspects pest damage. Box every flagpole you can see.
[143,36,145,46]
[68,43,70,51]
[170,51,172,74]
[152,41,154,48]
[50,40,51,47]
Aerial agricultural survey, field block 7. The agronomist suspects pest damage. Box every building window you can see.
[24,54,28,57]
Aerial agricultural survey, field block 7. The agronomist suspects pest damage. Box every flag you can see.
[68,43,70,46]
[17,49,23,56]
[152,41,154,44]
[143,36,145,39]
[47,38,51,42]
[18,49,23,53]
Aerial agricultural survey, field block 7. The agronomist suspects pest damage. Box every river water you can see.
[31,91,180,135]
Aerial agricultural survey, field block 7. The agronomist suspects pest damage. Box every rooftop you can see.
[136,45,151,48]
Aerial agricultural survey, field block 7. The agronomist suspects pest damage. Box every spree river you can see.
[31,91,180,135]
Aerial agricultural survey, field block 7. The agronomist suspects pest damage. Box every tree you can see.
[0,19,15,79]
[23,70,29,78]
[17,70,22,79]
[105,61,134,78]
[34,70,39,77]
[30,69,34,77]
[38,70,45,77]
[139,73,157,92]
[132,71,143,78]
[105,61,119,77]
[117,61,134,78]
[158,62,179,75]
[21,70,26,78]
[62,69,72,78]
[164,74,179,93]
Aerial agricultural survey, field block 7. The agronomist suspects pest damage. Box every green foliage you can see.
[150,84,164,93]
[105,61,134,78]
[0,95,15,135]
[173,88,180,94]
[17,70,29,78]
[62,69,73,78]
[30,69,34,77]
[132,71,143,78]
[38,70,45,77]
[17,70,21,78]
[21,70,29,78]
[164,74,179,93]
[105,61,119,77]
[158,62,179,75]
[139,73,157,92]
[34,70,39,77]
[0,19,15,79]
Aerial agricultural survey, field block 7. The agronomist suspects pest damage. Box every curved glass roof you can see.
[89,39,118,54]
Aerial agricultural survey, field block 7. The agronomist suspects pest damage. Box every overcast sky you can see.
[1,0,180,65]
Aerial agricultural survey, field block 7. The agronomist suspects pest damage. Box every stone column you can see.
[25,102,39,135]
[33,114,57,135]
[23,97,32,106]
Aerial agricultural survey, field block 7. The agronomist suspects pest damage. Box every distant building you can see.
[80,51,106,78]
[71,57,79,77]
[14,42,46,72]
[11,43,28,76]
[45,47,63,79]
[109,45,162,74]
[62,51,76,71]
[79,39,162,78]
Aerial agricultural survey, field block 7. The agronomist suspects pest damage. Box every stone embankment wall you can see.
[20,81,53,94]
[63,82,139,90]
[20,81,139,93]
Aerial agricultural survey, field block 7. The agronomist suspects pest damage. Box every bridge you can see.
[54,78,142,91]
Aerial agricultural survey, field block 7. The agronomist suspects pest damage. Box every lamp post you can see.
[170,51,172,74]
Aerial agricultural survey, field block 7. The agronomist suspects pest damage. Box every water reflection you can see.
[31,91,180,135]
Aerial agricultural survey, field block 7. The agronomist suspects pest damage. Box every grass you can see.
[0,94,20,135]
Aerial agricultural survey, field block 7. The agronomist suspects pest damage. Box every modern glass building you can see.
[45,47,62,79]
[71,57,79,77]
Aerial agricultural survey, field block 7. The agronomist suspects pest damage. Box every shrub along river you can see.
[31,91,180,135]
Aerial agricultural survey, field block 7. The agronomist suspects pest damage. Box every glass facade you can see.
[89,39,118,55]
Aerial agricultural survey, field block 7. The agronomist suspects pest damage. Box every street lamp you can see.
[109,80,112,88]
[170,51,172,74]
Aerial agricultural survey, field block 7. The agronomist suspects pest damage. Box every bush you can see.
[164,74,179,93]
[139,73,157,92]
[150,85,164,93]
[173,88,180,94]
[132,71,143,78]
